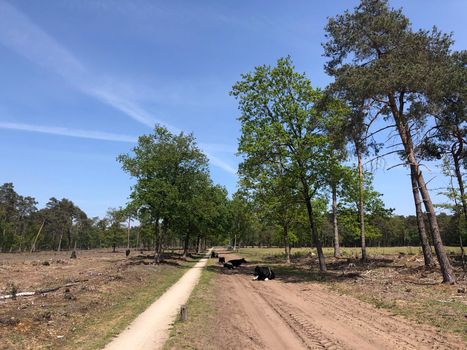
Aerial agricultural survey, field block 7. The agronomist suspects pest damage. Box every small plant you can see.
[8,283,18,300]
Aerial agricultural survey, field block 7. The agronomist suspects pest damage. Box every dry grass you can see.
[0,249,200,350]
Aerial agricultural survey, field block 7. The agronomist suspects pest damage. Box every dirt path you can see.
[216,254,464,350]
[103,250,211,350]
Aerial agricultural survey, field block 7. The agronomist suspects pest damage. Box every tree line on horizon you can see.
[0,176,462,257]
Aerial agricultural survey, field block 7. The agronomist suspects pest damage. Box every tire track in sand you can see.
[219,263,464,350]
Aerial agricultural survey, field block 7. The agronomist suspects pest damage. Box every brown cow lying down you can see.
[219,257,225,263]
[253,266,275,281]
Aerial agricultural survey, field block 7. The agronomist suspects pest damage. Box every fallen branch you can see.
[0,279,88,300]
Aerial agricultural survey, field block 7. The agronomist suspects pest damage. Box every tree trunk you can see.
[332,183,340,258]
[182,231,190,258]
[30,219,46,253]
[302,180,326,272]
[357,149,367,262]
[127,216,131,249]
[154,220,161,264]
[453,151,467,220]
[284,224,290,264]
[67,218,72,251]
[388,93,455,283]
[410,168,434,268]
[196,235,201,254]
[57,233,63,252]
[233,234,237,251]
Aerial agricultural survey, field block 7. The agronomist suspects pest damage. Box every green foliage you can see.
[118,125,230,255]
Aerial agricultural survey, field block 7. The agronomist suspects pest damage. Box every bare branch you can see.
[364,124,396,140]
[365,149,404,165]
[386,162,406,171]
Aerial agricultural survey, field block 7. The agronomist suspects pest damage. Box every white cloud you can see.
[204,151,236,175]
[0,0,165,129]
[0,121,237,175]
[0,121,137,143]
[0,0,236,174]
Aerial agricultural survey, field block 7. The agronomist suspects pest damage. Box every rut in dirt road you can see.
[218,266,464,350]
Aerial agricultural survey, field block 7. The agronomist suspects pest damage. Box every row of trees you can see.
[0,182,111,252]
[232,0,465,283]
[0,179,461,254]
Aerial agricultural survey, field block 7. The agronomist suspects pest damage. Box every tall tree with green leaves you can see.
[118,125,210,263]
[323,0,455,282]
[232,57,342,272]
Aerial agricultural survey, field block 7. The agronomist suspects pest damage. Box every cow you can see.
[228,258,247,268]
[253,266,275,281]
[211,251,218,258]
[219,257,225,263]
[223,262,234,269]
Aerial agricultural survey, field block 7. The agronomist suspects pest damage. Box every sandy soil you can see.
[213,251,465,350]
[0,249,196,349]
[103,250,211,350]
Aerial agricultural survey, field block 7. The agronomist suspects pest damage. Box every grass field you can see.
[239,246,463,260]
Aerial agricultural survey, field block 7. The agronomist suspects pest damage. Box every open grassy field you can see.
[0,249,201,350]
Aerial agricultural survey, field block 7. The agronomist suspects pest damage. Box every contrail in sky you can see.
[0,0,235,175]
[0,121,237,174]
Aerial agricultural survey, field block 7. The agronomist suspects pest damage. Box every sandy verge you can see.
[212,251,465,350]
[103,250,211,350]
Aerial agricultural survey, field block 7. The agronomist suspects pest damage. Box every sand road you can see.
[215,255,464,350]
[103,250,211,350]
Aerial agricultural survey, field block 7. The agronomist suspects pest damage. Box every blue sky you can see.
[0,0,465,217]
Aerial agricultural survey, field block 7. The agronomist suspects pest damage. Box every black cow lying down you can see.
[253,266,275,281]
[223,258,247,269]
[229,258,247,267]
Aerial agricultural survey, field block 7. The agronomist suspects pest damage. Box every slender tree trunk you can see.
[196,235,201,254]
[389,94,455,283]
[410,169,434,268]
[459,231,466,272]
[302,181,326,272]
[30,219,45,253]
[127,216,131,249]
[357,149,367,262]
[67,218,72,251]
[449,172,466,271]
[233,234,237,251]
[332,183,340,258]
[283,224,290,264]
[453,152,467,220]
[154,220,161,264]
[183,231,190,258]
[136,227,140,250]
[57,233,63,252]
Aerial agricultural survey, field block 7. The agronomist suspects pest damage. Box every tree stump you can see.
[180,305,188,322]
